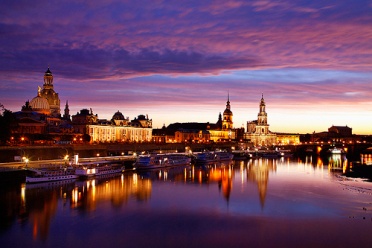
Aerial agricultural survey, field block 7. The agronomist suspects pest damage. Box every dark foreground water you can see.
[1,156,372,248]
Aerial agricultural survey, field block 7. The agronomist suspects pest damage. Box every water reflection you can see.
[1,156,371,246]
[71,173,153,211]
[22,180,76,241]
[327,154,348,173]
[246,158,277,208]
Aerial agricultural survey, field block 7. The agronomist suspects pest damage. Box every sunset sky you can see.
[0,0,371,134]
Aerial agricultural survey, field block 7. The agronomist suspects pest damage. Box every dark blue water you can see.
[1,157,371,248]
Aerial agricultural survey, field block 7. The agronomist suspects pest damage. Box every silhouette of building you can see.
[328,125,352,136]
[154,95,236,143]
[11,68,152,144]
[12,68,73,142]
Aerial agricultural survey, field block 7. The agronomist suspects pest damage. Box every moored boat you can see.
[194,151,234,165]
[75,162,124,178]
[26,167,78,184]
[327,147,345,154]
[232,150,252,160]
[134,153,191,170]
[261,151,281,158]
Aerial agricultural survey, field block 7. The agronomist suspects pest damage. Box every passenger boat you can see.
[133,153,191,170]
[261,151,281,158]
[75,162,124,178]
[194,151,234,165]
[232,150,253,160]
[26,167,78,183]
[327,147,345,154]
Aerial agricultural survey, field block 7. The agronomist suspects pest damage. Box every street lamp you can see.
[24,157,29,168]
[64,154,69,165]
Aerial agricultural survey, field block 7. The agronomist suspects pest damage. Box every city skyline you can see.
[1,1,371,134]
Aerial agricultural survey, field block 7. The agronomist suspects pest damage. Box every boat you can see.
[194,151,234,165]
[327,147,345,154]
[261,151,281,158]
[75,162,124,178]
[231,150,252,160]
[26,166,78,183]
[133,153,191,170]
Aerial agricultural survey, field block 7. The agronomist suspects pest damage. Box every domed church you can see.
[12,67,71,140]
[38,67,61,117]
[29,87,51,115]
[23,67,61,117]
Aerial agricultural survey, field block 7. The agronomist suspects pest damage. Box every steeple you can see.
[226,92,230,110]
[222,93,233,130]
[63,100,70,120]
[258,94,267,125]
[260,93,266,113]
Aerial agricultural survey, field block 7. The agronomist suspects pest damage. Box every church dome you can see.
[112,111,125,120]
[30,95,50,115]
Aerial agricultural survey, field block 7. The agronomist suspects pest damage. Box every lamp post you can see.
[62,148,69,166]
[24,158,29,168]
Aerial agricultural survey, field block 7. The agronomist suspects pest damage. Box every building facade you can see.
[174,130,210,143]
[244,95,276,146]
[11,68,73,143]
[276,133,300,145]
[83,111,153,143]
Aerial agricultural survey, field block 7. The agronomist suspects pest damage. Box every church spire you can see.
[226,92,230,110]
[63,100,70,120]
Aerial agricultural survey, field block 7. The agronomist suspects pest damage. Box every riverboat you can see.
[261,152,281,158]
[232,150,253,160]
[327,147,345,154]
[75,162,124,178]
[194,151,234,165]
[133,153,191,170]
[26,167,78,183]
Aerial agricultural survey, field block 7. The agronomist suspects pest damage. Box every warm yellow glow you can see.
[164,171,168,181]
[21,184,26,206]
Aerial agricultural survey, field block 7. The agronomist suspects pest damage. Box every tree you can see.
[0,103,16,145]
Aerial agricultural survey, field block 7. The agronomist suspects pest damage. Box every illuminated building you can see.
[11,68,151,144]
[12,68,71,140]
[174,129,210,143]
[86,112,152,143]
[222,93,233,130]
[38,67,61,117]
[276,133,300,145]
[160,95,236,143]
[244,94,276,146]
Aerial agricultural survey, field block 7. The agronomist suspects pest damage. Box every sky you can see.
[0,0,371,134]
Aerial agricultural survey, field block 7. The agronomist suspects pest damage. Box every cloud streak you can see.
[0,0,371,133]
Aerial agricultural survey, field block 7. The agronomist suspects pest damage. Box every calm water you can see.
[1,156,372,248]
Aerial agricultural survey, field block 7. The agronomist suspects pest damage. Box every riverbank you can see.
[0,142,235,163]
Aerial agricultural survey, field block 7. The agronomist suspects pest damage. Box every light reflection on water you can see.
[1,157,372,248]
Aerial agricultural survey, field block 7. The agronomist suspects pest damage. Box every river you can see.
[0,155,371,248]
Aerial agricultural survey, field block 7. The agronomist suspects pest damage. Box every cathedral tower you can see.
[222,93,233,130]
[257,94,267,125]
[63,101,70,120]
[245,94,276,146]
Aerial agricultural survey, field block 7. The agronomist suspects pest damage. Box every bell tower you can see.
[63,101,71,120]
[222,93,233,130]
[257,94,267,125]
